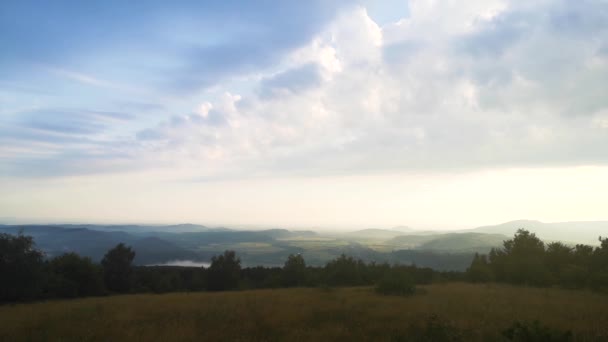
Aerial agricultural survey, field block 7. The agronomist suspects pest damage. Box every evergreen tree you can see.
[101,243,135,293]
[283,254,307,287]
[207,250,241,291]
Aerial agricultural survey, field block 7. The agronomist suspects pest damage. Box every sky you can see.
[1,0,608,229]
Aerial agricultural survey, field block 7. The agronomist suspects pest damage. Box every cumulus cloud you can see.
[137,1,608,178]
[258,63,324,99]
[3,0,608,179]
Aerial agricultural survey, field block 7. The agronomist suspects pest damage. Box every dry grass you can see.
[1,283,607,341]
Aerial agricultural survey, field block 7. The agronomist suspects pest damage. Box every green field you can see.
[1,283,607,341]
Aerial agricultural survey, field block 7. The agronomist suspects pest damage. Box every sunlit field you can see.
[1,283,607,341]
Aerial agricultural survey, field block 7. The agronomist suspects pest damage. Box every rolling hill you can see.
[386,232,507,252]
[470,220,608,245]
[415,233,507,252]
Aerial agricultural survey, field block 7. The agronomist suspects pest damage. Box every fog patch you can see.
[147,260,210,268]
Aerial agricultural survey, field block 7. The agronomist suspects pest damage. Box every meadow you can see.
[1,283,607,341]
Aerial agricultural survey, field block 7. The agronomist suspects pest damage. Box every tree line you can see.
[467,229,608,289]
[4,228,606,303]
[1,232,457,303]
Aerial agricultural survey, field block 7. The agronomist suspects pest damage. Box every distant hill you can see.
[257,229,294,239]
[79,223,228,233]
[387,232,507,252]
[130,237,198,265]
[4,220,605,271]
[385,234,438,247]
[470,220,608,245]
[347,229,406,239]
[416,233,507,252]
[290,230,318,237]
[391,226,414,232]
[0,225,197,265]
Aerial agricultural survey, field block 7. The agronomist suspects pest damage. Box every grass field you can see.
[1,283,607,341]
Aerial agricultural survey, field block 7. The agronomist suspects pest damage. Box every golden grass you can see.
[1,283,607,341]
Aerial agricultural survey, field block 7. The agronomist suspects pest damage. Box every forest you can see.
[2,229,608,303]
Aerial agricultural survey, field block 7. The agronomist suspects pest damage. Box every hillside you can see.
[0,225,479,270]
[3,220,604,271]
[346,228,406,239]
[471,220,608,245]
[1,284,607,341]
[386,232,507,252]
[416,233,507,252]
[0,225,197,265]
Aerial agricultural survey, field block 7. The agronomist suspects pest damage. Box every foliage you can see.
[47,253,105,298]
[323,254,368,286]
[466,253,492,283]
[282,254,307,287]
[502,320,573,342]
[0,232,45,302]
[207,250,241,291]
[101,243,135,293]
[0,231,451,301]
[3,226,608,303]
[468,229,608,290]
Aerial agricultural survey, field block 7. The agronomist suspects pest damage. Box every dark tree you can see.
[590,237,608,289]
[207,250,241,291]
[544,242,573,282]
[467,253,493,283]
[0,233,45,302]
[101,243,135,293]
[500,229,549,285]
[324,254,367,286]
[48,252,105,298]
[283,254,307,287]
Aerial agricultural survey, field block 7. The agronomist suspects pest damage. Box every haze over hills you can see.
[414,233,508,253]
[1,219,606,271]
[469,220,608,245]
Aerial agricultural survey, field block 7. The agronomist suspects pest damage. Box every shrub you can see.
[502,320,572,342]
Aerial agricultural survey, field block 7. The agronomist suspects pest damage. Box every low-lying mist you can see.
[146,260,211,268]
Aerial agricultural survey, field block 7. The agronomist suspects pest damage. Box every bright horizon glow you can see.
[2,166,607,230]
[1,1,608,229]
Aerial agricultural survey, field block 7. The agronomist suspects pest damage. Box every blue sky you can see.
[1,1,608,228]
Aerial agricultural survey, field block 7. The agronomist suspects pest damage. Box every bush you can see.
[375,271,416,296]
[502,320,572,342]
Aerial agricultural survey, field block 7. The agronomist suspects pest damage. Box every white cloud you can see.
[3,1,608,226]
[123,1,608,180]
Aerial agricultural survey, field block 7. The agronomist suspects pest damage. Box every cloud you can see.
[10,109,134,135]
[155,2,608,178]
[258,63,324,99]
[2,1,608,180]
[0,108,137,177]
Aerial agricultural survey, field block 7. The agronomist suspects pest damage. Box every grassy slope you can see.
[1,284,607,341]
